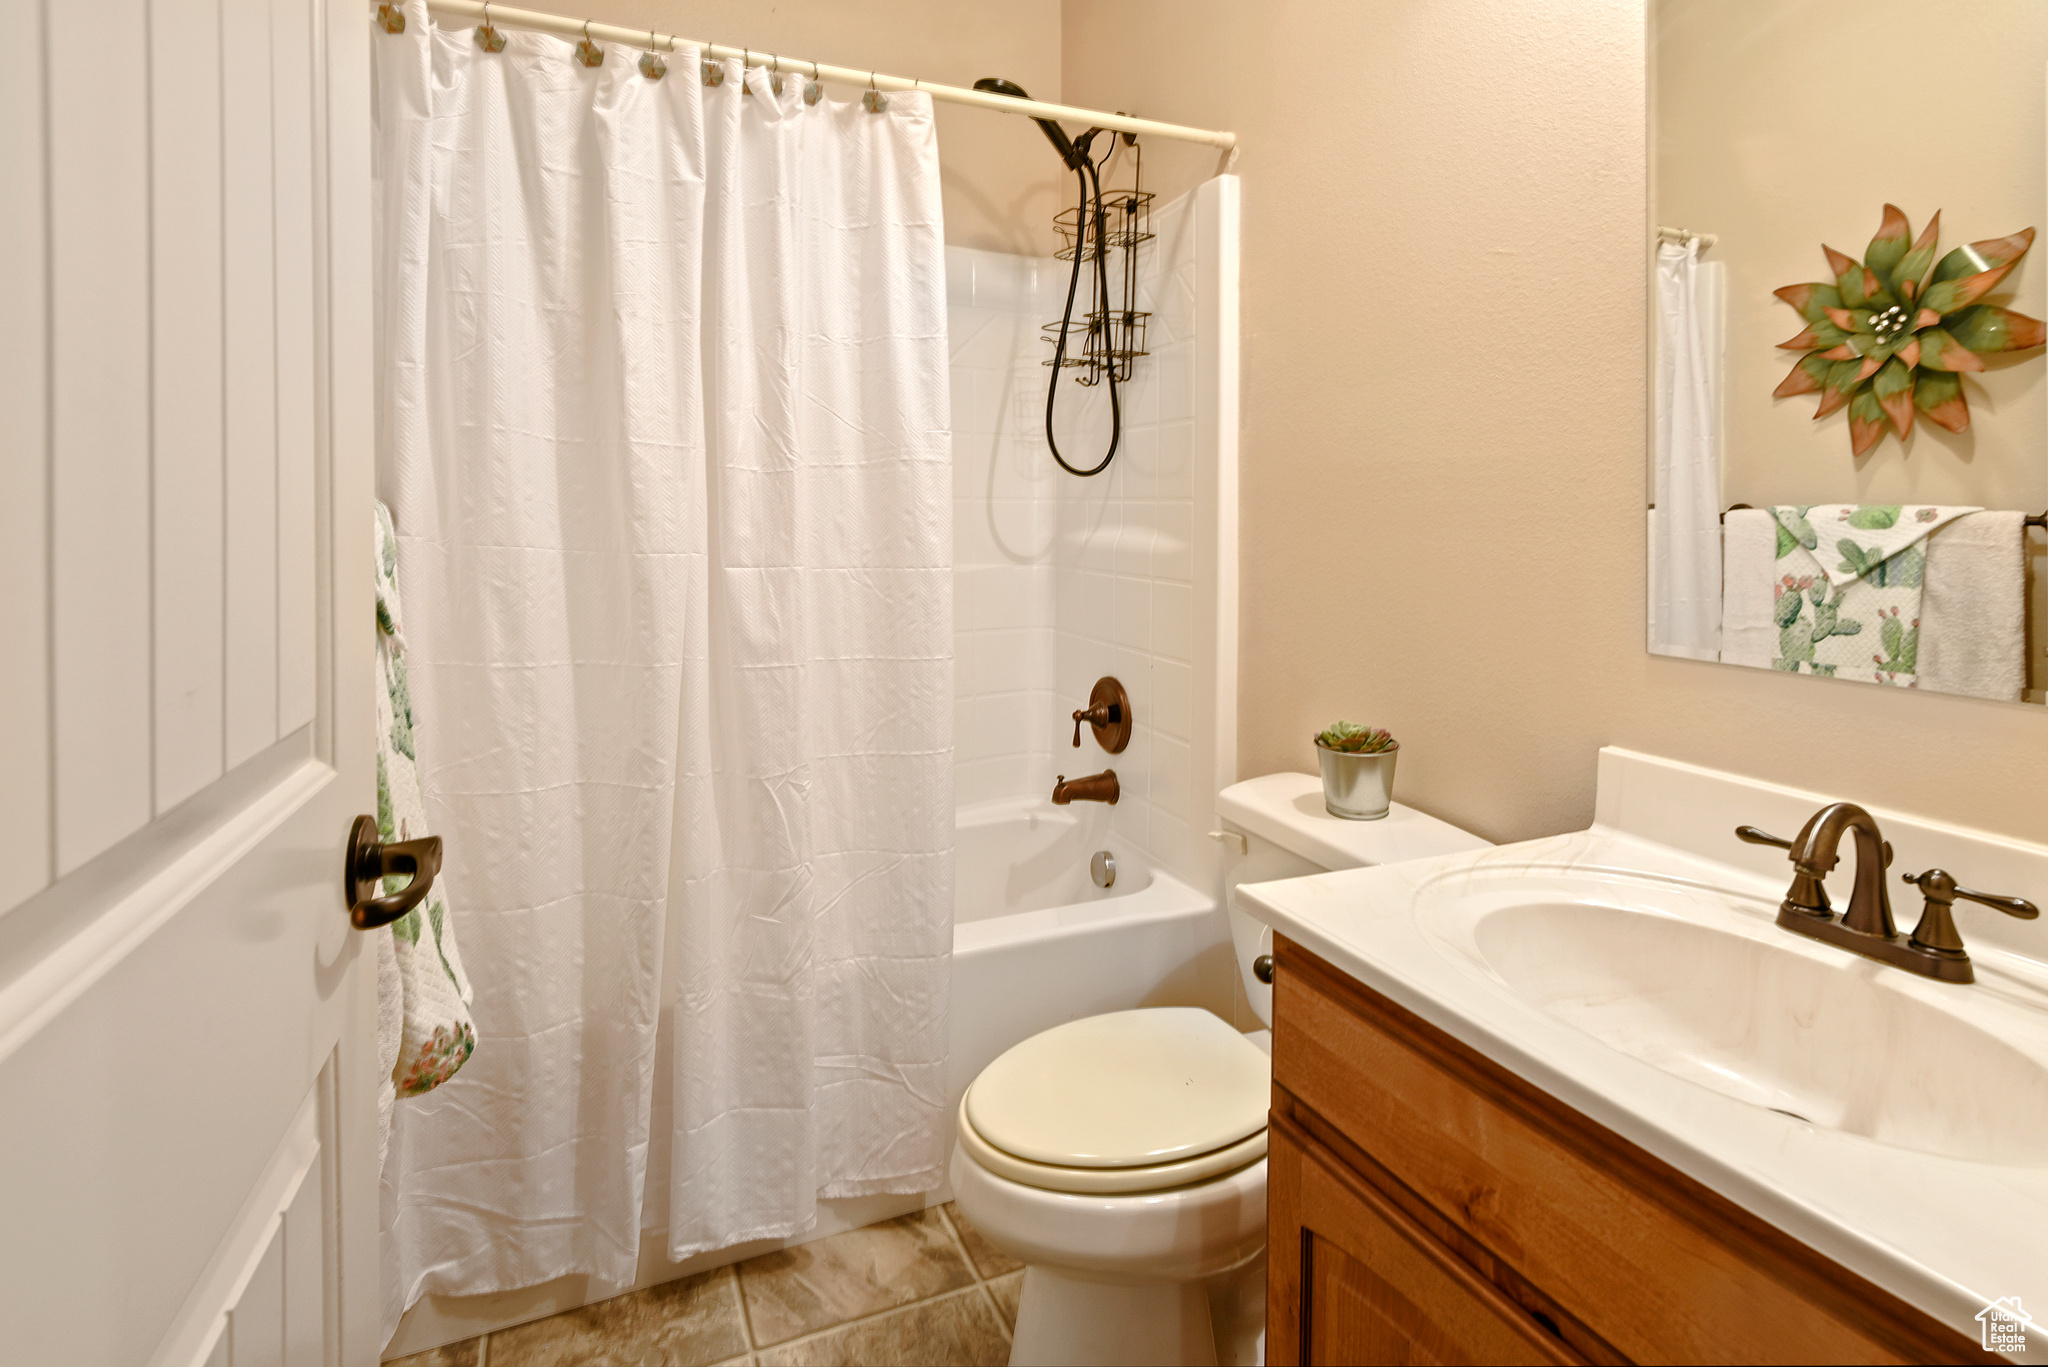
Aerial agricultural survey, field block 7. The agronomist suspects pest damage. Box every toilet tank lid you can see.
[1217,772,1491,870]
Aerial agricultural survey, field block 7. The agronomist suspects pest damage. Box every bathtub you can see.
[943,796,1238,1177]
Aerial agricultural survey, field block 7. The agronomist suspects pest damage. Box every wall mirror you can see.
[1648,0,2048,704]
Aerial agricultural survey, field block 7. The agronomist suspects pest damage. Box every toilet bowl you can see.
[951,772,1489,1367]
[950,1007,1268,1367]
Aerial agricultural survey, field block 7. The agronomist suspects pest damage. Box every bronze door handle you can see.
[344,814,444,930]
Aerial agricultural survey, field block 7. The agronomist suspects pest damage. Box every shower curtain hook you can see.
[702,39,724,86]
[766,52,784,96]
[638,28,666,80]
[804,58,822,106]
[741,47,753,94]
[863,70,888,113]
[475,2,505,51]
[575,19,603,66]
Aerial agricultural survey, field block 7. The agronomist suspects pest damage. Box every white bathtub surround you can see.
[948,250,1063,806]
[1052,179,1239,891]
[374,7,951,1344]
[947,178,1240,888]
[1235,747,2048,1354]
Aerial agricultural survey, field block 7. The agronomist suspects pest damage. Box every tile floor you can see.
[388,1203,1024,1367]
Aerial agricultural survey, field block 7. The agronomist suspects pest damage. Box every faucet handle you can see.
[1903,869,2040,920]
[1736,824,1831,917]
[1900,868,2039,963]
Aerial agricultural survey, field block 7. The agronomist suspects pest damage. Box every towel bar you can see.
[1716,504,2046,529]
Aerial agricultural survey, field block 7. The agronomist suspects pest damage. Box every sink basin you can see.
[1419,870,2048,1166]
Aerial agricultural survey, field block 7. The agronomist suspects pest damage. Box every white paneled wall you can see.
[948,178,1237,888]
[3,0,327,910]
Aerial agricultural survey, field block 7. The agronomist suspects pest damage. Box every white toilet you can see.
[951,772,1489,1367]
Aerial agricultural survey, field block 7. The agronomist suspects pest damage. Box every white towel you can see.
[1919,510,2027,703]
[1719,509,1779,671]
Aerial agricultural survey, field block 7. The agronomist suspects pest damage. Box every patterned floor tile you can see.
[737,1208,975,1347]
[939,1202,1023,1280]
[983,1270,1023,1330]
[755,1287,1010,1367]
[486,1267,747,1367]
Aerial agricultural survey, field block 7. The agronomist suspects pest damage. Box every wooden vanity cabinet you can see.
[1265,936,1983,1366]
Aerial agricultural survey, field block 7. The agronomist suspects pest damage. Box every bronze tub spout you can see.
[1051,770,1119,805]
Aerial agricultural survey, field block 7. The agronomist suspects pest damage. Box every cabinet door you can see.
[1269,1116,1581,1366]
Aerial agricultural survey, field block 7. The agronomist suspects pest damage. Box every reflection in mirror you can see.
[1648,0,2048,704]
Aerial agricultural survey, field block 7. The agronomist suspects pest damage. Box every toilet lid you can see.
[964,1008,1271,1168]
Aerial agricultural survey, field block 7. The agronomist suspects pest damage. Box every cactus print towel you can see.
[375,502,476,1102]
[1767,504,1978,686]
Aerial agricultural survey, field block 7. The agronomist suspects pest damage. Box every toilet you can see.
[951,772,1489,1367]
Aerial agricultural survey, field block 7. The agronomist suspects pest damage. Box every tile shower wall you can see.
[949,179,1233,889]
[1051,190,1204,884]
[947,249,1062,807]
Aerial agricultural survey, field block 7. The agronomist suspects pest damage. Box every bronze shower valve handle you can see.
[1071,705,1109,747]
[1070,676,1132,753]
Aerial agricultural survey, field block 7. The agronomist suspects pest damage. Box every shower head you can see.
[974,78,1082,169]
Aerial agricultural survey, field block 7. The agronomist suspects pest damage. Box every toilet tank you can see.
[1216,773,1491,1027]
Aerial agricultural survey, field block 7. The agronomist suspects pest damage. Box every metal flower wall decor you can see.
[1772,206,2044,455]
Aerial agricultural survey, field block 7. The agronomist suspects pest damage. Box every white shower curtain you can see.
[373,4,951,1335]
[1651,239,1724,660]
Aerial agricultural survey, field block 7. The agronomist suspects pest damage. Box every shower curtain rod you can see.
[406,1,1238,151]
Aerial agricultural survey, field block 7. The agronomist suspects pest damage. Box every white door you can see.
[0,1,381,1364]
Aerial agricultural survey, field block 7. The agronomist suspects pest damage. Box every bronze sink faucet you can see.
[1052,770,1119,805]
[1736,802,2038,984]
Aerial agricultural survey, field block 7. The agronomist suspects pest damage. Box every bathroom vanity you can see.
[1239,748,2048,1364]
[1266,939,1974,1364]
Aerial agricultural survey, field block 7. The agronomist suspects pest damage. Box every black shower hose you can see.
[1044,152,1121,477]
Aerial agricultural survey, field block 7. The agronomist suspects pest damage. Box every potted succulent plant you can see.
[1315,721,1399,820]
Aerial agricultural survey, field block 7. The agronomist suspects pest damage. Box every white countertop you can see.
[1234,748,2048,1352]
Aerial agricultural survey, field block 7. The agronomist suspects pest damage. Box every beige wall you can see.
[1656,0,2047,511]
[1062,0,2048,848]
[455,0,1068,256]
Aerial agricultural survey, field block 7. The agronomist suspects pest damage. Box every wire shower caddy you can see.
[1043,145,1153,387]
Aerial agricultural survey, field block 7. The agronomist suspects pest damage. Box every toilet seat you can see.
[957,1094,1266,1193]
[959,1007,1271,1195]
